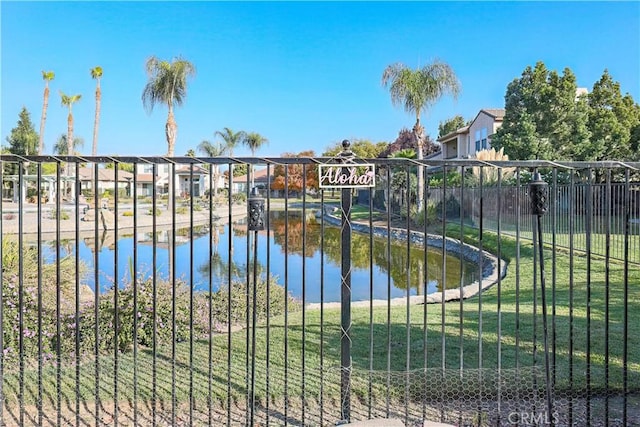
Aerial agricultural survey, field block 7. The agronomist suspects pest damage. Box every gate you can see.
[1,152,639,426]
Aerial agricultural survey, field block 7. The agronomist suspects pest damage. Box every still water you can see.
[45,210,477,303]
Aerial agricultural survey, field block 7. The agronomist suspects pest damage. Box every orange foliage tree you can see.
[271,150,318,196]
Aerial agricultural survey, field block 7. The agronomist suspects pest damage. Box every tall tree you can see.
[586,69,640,161]
[141,56,196,157]
[214,127,245,156]
[38,71,55,155]
[438,115,468,138]
[243,132,268,189]
[6,107,38,156]
[382,59,460,209]
[492,62,591,160]
[198,140,226,196]
[59,92,82,157]
[90,66,103,156]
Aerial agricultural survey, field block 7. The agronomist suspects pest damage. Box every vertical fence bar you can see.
[423,166,430,422]
[586,169,593,426]
[339,142,353,423]
[172,163,178,425]
[622,168,630,426]
[385,165,392,418]
[605,168,612,424]
[245,169,251,426]
[113,164,120,426]
[496,168,503,424]
[91,162,99,426]
[284,165,289,426]
[36,163,43,426]
[477,167,484,423]
[207,162,214,426]
[226,161,233,427]
[319,182,325,425]
[515,168,521,422]
[368,184,374,420]
[551,168,557,387]
[568,171,575,425]
[301,164,307,425]
[266,163,272,426]
[17,162,24,427]
[75,164,81,427]
[404,165,411,426]
[152,162,158,425]
[440,165,447,423]
[189,165,195,425]
[132,163,139,426]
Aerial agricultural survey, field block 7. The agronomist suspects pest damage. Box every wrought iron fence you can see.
[1,154,639,426]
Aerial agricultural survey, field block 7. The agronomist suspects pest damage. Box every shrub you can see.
[232,192,247,204]
[175,206,188,215]
[122,211,134,217]
[50,208,70,220]
[147,208,161,216]
[435,194,461,219]
[412,201,438,227]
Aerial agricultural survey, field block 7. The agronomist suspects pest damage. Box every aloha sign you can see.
[318,164,376,189]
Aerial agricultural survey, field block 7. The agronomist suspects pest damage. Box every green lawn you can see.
[3,223,639,423]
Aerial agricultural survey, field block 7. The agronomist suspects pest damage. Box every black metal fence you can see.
[1,154,639,426]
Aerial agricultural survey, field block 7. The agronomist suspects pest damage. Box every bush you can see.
[122,211,134,217]
[147,208,161,216]
[50,208,70,220]
[412,201,438,227]
[232,193,247,204]
[435,194,461,219]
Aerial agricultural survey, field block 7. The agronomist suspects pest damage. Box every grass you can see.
[3,222,639,424]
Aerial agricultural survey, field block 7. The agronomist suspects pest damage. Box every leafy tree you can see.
[6,107,38,156]
[243,132,269,189]
[382,59,461,210]
[59,91,82,157]
[586,69,640,161]
[185,148,196,157]
[104,162,134,172]
[271,150,318,196]
[141,56,196,157]
[378,128,439,158]
[493,62,593,160]
[438,115,468,138]
[90,66,103,156]
[322,138,388,158]
[38,70,54,155]
[214,127,245,157]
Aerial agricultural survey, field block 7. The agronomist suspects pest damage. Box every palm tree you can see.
[382,59,460,210]
[214,127,245,194]
[243,132,268,189]
[39,71,55,155]
[198,140,226,196]
[141,56,196,157]
[90,66,103,157]
[53,134,84,155]
[59,92,82,158]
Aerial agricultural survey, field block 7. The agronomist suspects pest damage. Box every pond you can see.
[44,210,478,303]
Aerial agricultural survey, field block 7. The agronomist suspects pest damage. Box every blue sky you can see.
[2,1,639,158]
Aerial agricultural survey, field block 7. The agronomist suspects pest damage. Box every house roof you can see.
[232,167,273,183]
[78,167,134,182]
[436,108,506,143]
[175,165,209,175]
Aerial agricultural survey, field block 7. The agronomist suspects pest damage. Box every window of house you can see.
[141,164,153,174]
[475,130,481,152]
[481,128,488,149]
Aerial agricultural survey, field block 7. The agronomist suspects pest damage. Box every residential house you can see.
[436,109,505,160]
[79,167,134,196]
[135,163,212,197]
[231,167,274,194]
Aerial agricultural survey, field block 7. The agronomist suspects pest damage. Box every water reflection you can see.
[46,209,476,303]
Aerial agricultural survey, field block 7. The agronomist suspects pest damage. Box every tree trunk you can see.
[414,119,424,212]
[39,85,49,155]
[67,112,74,156]
[165,108,177,210]
[92,84,101,157]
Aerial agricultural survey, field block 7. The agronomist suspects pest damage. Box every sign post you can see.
[321,140,376,424]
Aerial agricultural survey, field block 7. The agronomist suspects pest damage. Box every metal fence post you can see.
[340,140,354,424]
